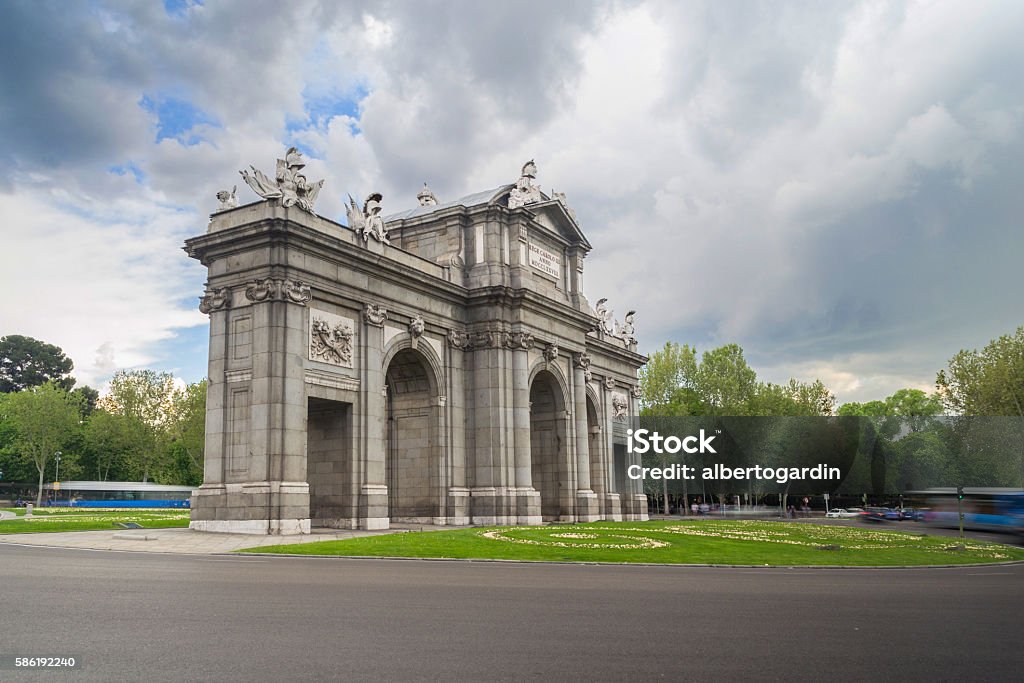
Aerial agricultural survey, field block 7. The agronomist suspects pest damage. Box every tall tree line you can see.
[0,336,206,504]
[634,326,1024,507]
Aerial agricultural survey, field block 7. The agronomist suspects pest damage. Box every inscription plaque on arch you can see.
[529,242,560,279]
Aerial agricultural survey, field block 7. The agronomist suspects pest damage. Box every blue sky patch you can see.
[163,0,202,19]
[108,162,146,184]
[139,93,219,145]
[150,322,210,384]
[286,84,368,137]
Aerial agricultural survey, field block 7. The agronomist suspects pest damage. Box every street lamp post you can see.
[54,451,62,501]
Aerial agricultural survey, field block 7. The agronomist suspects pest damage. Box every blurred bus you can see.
[42,481,193,508]
[909,488,1024,535]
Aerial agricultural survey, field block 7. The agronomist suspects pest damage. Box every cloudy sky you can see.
[1,0,1022,404]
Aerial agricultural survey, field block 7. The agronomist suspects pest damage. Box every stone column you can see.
[265,287,313,535]
[511,332,540,523]
[192,278,311,535]
[629,385,649,520]
[572,353,599,521]
[190,288,229,526]
[469,331,498,524]
[359,303,389,529]
[603,379,623,521]
[446,330,470,525]
[202,296,228,486]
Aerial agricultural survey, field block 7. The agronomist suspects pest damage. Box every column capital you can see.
[199,286,231,314]
[244,278,311,306]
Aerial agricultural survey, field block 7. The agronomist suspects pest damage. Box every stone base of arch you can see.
[469,486,535,525]
[604,493,624,521]
[622,493,650,521]
[188,481,312,535]
[515,487,543,525]
[575,490,601,522]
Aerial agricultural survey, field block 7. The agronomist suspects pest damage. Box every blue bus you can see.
[42,481,193,508]
[911,488,1024,535]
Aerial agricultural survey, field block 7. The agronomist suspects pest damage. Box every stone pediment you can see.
[516,197,591,252]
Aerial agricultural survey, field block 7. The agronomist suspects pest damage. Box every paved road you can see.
[1,546,1020,681]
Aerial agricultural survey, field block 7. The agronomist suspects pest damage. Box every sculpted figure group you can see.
[228,152,583,250]
[346,192,390,244]
[239,147,323,213]
[593,298,637,349]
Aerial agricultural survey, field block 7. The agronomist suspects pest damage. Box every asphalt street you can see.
[0,545,1020,682]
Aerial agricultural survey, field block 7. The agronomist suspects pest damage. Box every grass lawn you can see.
[240,520,1024,566]
[0,507,190,534]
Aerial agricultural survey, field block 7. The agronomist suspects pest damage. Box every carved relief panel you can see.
[308,309,356,369]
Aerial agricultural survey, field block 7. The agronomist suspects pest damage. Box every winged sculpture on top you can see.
[345,192,390,244]
[240,147,324,213]
[593,298,638,349]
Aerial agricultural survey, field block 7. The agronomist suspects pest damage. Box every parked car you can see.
[826,508,860,518]
[860,507,900,522]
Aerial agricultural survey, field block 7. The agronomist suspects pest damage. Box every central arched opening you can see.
[529,370,570,522]
[385,347,440,522]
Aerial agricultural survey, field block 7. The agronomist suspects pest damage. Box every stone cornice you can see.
[585,334,648,366]
[185,219,466,308]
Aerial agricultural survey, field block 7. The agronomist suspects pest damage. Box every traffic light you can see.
[956,485,964,500]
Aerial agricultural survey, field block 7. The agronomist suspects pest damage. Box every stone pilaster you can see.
[190,279,311,535]
[511,332,541,523]
[602,379,624,521]
[358,303,390,529]
[628,387,649,520]
[573,354,599,521]
[446,330,470,524]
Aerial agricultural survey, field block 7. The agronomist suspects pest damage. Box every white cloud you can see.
[0,190,206,387]
[1,0,1023,405]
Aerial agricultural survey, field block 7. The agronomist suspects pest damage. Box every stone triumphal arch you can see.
[187,151,647,533]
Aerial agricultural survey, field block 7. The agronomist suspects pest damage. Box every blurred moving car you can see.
[860,507,900,522]
[899,508,924,521]
[825,508,860,518]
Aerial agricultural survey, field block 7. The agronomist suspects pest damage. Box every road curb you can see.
[228,551,1024,570]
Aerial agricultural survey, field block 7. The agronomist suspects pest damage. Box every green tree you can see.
[936,326,1024,416]
[83,410,136,481]
[885,388,944,418]
[0,394,37,483]
[641,342,834,417]
[837,400,889,417]
[99,370,176,482]
[71,385,100,416]
[0,335,75,393]
[753,379,836,416]
[838,388,947,494]
[638,342,700,415]
[637,342,837,512]
[694,344,758,415]
[165,380,206,484]
[0,382,84,505]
